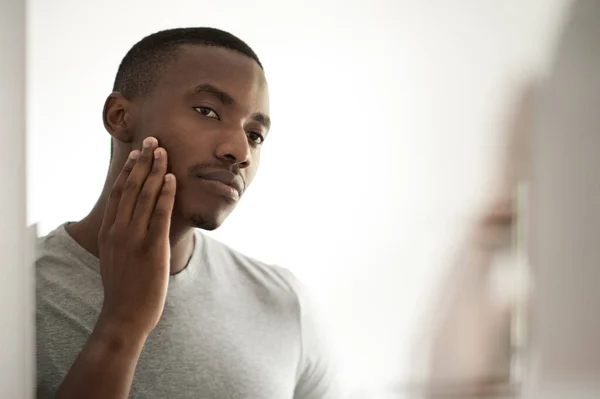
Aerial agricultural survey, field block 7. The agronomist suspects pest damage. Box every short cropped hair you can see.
[113,27,262,100]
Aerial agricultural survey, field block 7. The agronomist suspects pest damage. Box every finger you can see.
[100,150,139,234]
[130,147,168,231]
[114,137,158,227]
[147,173,176,242]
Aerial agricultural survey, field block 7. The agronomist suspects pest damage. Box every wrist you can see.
[93,314,149,352]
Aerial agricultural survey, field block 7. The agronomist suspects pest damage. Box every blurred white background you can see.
[26,0,570,396]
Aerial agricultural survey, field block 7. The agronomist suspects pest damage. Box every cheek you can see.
[139,115,211,170]
[134,112,175,152]
[244,155,261,187]
[163,141,200,178]
[138,103,195,145]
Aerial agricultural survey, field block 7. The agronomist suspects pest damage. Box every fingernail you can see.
[154,148,161,159]
[129,150,139,160]
[143,137,155,148]
[165,174,174,182]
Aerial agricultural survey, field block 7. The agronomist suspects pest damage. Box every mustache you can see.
[187,163,246,193]
[187,163,241,176]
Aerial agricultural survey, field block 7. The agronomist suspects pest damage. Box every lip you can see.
[196,170,244,200]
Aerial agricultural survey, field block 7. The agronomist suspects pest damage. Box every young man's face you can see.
[129,45,270,230]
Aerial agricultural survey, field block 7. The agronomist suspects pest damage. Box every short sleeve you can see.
[291,279,341,399]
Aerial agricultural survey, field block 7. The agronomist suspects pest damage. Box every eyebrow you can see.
[192,83,235,105]
[191,83,271,130]
[250,112,271,131]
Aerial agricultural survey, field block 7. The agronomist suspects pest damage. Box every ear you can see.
[102,92,135,145]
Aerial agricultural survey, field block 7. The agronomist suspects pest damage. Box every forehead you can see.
[155,44,269,112]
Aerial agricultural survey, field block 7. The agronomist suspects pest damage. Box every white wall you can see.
[0,0,33,397]
[27,0,567,395]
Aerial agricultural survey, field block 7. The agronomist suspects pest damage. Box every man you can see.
[36,27,338,399]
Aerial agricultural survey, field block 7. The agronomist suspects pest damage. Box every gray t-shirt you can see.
[36,224,339,398]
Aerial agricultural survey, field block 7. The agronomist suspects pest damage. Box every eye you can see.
[248,132,265,145]
[194,107,220,120]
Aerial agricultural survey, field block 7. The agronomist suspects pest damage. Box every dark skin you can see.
[55,45,270,398]
[67,44,270,274]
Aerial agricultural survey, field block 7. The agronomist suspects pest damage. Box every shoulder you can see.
[199,232,329,339]
[36,224,90,268]
[209,246,346,397]
[36,225,75,280]
[201,232,305,295]
[35,224,102,301]
[199,232,328,338]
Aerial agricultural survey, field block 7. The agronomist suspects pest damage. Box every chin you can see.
[189,215,221,231]
[176,190,239,231]
[185,205,235,231]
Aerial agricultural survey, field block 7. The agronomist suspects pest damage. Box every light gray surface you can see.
[529,0,600,396]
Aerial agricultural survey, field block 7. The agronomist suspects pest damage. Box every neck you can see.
[65,157,195,275]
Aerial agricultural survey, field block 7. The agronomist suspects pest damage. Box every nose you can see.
[214,126,252,168]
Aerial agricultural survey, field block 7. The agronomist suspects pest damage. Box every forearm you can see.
[54,319,148,399]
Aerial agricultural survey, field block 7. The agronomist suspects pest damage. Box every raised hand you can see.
[97,136,176,337]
